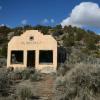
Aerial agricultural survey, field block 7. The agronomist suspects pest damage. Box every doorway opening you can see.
[27,50,35,68]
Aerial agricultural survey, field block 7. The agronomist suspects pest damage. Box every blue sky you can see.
[0,0,100,34]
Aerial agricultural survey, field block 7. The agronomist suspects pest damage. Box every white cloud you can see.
[61,2,100,28]
[0,6,2,10]
[21,19,27,25]
[42,18,49,24]
[42,18,55,24]
[51,19,55,23]
[0,24,5,27]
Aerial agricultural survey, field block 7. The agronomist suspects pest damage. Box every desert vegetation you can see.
[55,63,100,100]
[0,24,100,99]
[0,59,100,100]
[0,68,44,100]
[0,24,100,58]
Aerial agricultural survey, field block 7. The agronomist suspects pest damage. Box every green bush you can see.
[8,68,35,80]
[0,96,14,100]
[8,71,22,80]
[21,68,35,80]
[17,86,32,100]
[30,71,42,81]
[57,64,74,76]
[55,76,66,87]
[57,66,66,76]
[0,69,10,96]
[1,45,7,57]
[56,63,100,100]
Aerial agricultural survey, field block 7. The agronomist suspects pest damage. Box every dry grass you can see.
[55,63,100,100]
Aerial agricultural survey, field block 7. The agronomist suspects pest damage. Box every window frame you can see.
[39,50,53,64]
[10,50,24,64]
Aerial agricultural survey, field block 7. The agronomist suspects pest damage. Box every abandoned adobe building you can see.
[7,30,57,72]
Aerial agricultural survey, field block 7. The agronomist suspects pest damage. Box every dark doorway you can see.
[27,50,35,68]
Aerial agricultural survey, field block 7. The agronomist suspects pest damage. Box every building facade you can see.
[7,30,57,73]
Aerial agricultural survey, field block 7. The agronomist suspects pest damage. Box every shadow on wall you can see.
[57,46,67,63]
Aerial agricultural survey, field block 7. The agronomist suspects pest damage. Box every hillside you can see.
[0,25,100,100]
[0,24,100,60]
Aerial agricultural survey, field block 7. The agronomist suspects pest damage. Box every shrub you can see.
[55,76,66,87]
[0,69,10,96]
[30,71,42,81]
[8,71,22,80]
[1,45,7,57]
[56,63,100,100]
[57,64,74,76]
[16,86,33,100]
[0,95,15,100]
[7,67,14,72]
[8,68,36,80]
[21,68,35,80]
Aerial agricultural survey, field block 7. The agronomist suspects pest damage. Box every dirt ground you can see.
[16,73,57,100]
